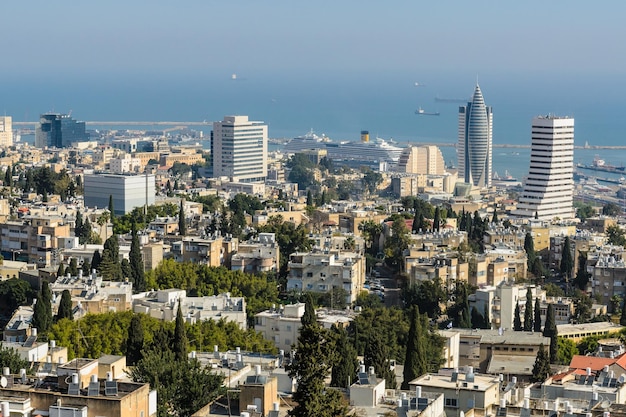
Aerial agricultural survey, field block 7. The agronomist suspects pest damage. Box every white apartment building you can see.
[397,145,446,175]
[286,250,366,304]
[133,289,247,328]
[211,115,268,182]
[515,115,575,220]
[109,154,142,174]
[254,303,355,353]
[0,116,12,147]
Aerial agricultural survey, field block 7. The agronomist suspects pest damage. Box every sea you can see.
[5,70,626,181]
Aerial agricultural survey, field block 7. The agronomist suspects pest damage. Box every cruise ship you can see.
[283,130,404,163]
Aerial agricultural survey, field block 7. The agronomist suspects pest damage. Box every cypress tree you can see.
[81,217,92,244]
[514,302,522,331]
[178,199,187,236]
[289,295,347,417]
[560,237,574,284]
[32,281,53,337]
[534,297,542,332]
[103,235,120,264]
[68,258,79,277]
[543,304,558,363]
[306,190,313,206]
[130,221,146,292]
[81,259,91,276]
[330,326,357,389]
[402,305,427,389]
[126,314,145,365]
[621,299,626,326]
[75,211,84,240]
[173,302,188,362]
[91,250,102,271]
[531,343,551,382]
[4,166,12,188]
[524,287,533,331]
[56,290,74,321]
[108,194,115,219]
[57,263,65,277]
[492,203,498,223]
[433,207,441,232]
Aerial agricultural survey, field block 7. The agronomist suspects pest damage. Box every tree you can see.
[57,263,65,277]
[32,282,53,338]
[330,326,357,389]
[75,210,84,241]
[557,338,578,365]
[129,221,146,292]
[306,190,313,207]
[126,314,145,366]
[173,302,187,362]
[573,252,591,291]
[68,258,79,277]
[364,332,396,389]
[56,290,73,321]
[384,217,411,272]
[533,297,542,333]
[621,298,626,326]
[560,237,574,284]
[108,194,115,219]
[402,305,427,389]
[91,250,102,271]
[491,203,498,224]
[0,344,30,373]
[531,343,551,382]
[603,202,622,217]
[573,290,593,324]
[178,199,186,236]
[130,349,224,417]
[448,281,471,328]
[607,225,626,247]
[289,295,348,417]
[433,207,441,232]
[523,287,533,331]
[514,303,522,331]
[4,166,12,189]
[543,304,558,363]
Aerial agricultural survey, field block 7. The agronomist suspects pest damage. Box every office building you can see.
[84,174,155,215]
[0,116,12,147]
[458,84,493,188]
[211,115,268,182]
[515,115,575,220]
[397,145,446,175]
[35,113,89,148]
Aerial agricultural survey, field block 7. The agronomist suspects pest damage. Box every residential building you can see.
[397,145,446,175]
[410,369,502,417]
[84,173,155,215]
[142,242,163,271]
[590,253,626,309]
[286,250,366,304]
[171,236,237,266]
[239,370,279,417]
[0,216,70,265]
[50,270,133,317]
[109,154,142,174]
[133,289,247,328]
[211,115,268,182]
[515,116,575,220]
[557,322,624,342]
[0,363,156,417]
[0,116,12,147]
[458,84,493,188]
[35,113,89,148]
[3,306,34,343]
[231,233,280,274]
[254,303,355,353]
[454,328,549,379]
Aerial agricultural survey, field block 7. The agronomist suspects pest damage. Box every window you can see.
[445,398,458,408]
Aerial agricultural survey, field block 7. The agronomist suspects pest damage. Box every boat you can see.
[283,129,331,153]
[231,73,237,80]
[415,107,440,116]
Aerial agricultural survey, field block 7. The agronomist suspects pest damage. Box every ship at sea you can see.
[576,155,625,173]
[283,130,404,163]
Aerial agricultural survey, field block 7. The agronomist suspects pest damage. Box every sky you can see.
[2,1,625,79]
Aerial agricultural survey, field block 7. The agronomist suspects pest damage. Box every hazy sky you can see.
[2,1,624,78]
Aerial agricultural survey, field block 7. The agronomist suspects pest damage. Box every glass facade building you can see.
[35,113,89,148]
[458,85,493,188]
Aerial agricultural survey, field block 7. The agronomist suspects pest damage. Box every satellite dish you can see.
[460,412,465,417]
[0,376,7,388]
[601,400,611,410]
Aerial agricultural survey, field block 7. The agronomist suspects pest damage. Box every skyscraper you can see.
[514,115,575,220]
[35,113,89,148]
[0,116,12,147]
[397,145,446,175]
[458,85,493,188]
[211,115,268,182]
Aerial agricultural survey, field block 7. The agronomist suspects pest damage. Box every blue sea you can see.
[4,70,626,180]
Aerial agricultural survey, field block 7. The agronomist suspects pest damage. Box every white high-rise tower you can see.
[211,115,268,183]
[515,115,575,220]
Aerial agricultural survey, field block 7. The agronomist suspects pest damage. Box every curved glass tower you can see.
[458,85,493,188]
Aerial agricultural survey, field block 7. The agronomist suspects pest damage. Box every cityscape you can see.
[2,3,626,417]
